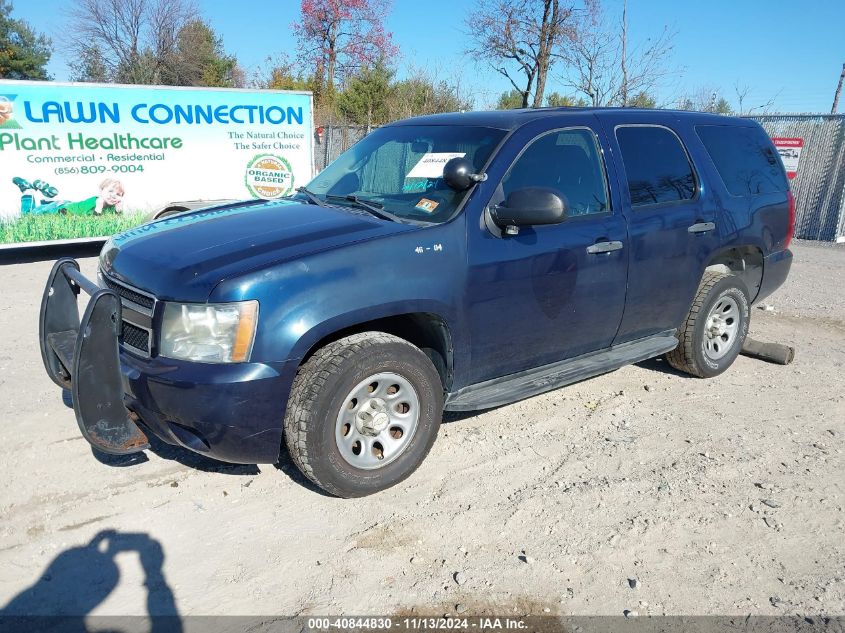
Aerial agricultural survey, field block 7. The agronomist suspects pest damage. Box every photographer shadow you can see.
[0,530,182,633]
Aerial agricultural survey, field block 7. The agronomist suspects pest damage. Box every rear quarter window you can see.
[695,125,788,196]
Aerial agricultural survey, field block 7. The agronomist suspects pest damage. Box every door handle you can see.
[688,221,716,234]
[586,240,624,254]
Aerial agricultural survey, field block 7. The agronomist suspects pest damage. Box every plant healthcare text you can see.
[0,132,183,151]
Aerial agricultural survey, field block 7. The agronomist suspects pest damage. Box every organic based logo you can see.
[0,95,22,129]
[245,154,294,199]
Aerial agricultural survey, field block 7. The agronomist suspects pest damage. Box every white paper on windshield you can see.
[406,152,466,178]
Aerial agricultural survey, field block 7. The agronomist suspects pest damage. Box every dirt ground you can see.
[0,241,843,619]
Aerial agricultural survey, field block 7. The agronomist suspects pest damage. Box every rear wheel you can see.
[666,272,750,378]
[283,332,444,497]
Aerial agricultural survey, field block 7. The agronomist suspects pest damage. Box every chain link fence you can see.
[749,114,845,242]
[314,125,371,173]
[314,114,845,242]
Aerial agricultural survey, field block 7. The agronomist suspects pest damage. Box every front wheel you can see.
[666,272,750,378]
[283,332,444,497]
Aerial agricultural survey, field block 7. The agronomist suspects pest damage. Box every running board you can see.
[444,332,678,412]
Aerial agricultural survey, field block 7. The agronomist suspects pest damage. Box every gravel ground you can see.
[0,242,843,618]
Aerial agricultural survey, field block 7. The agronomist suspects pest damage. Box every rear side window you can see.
[615,126,697,206]
[696,125,788,196]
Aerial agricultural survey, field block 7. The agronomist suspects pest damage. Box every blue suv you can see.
[39,108,794,497]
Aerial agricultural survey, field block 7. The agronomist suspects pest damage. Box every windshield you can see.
[301,125,506,224]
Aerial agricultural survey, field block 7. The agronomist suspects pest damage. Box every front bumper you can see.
[39,259,295,464]
[121,353,294,464]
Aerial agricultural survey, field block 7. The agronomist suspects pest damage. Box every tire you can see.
[665,272,750,378]
[283,332,444,498]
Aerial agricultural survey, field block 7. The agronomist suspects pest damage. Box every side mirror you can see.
[443,157,487,191]
[490,188,568,234]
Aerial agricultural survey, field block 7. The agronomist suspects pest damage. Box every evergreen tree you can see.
[496,89,526,110]
[337,62,393,127]
[0,0,51,80]
[169,20,241,87]
[628,91,657,108]
[546,92,588,107]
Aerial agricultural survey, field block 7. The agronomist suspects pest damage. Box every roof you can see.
[387,107,745,131]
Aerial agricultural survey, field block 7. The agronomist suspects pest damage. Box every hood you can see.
[100,199,416,301]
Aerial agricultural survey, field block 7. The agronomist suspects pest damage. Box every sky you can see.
[13,0,845,113]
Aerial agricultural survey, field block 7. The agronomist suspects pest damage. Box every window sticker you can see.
[402,178,429,193]
[406,152,466,178]
[414,198,439,213]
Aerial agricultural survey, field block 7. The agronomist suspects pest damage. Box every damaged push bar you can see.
[38,258,149,455]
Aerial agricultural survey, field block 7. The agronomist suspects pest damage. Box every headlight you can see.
[160,301,258,363]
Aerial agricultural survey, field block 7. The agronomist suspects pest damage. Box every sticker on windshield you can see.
[406,152,466,178]
[402,178,429,193]
[415,198,439,213]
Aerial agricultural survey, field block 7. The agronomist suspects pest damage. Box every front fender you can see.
[210,219,468,366]
[283,301,457,363]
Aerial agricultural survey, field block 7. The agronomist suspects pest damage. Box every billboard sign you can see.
[0,81,313,245]
[772,137,804,179]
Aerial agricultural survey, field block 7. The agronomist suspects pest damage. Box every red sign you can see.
[772,137,804,179]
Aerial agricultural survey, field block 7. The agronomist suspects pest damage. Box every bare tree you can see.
[387,65,473,119]
[466,0,578,109]
[562,0,675,107]
[734,82,750,115]
[677,86,731,114]
[68,0,197,84]
[562,10,621,107]
[293,0,398,97]
[733,81,780,115]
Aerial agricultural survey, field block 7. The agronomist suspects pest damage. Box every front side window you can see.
[501,128,609,216]
[303,125,506,224]
[696,124,788,196]
[616,126,697,206]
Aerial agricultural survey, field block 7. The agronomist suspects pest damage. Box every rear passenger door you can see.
[603,119,720,343]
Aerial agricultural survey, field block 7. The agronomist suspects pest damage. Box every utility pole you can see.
[621,0,628,106]
[832,62,845,114]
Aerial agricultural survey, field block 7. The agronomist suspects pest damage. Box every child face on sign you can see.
[0,98,12,125]
[101,181,124,207]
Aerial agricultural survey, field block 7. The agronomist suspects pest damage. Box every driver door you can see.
[465,123,629,384]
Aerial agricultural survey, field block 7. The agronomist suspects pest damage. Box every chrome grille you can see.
[99,269,156,357]
[121,322,150,353]
[100,275,155,311]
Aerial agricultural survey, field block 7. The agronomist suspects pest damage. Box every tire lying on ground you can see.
[284,332,444,498]
[666,272,751,378]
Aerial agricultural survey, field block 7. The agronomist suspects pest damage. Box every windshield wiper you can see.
[293,186,328,207]
[325,194,395,222]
